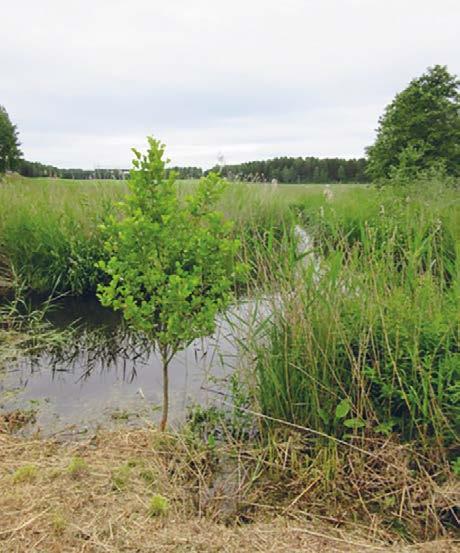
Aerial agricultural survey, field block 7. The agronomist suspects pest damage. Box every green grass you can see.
[0,176,123,294]
[0,173,458,539]
[249,181,459,451]
[0,175,350,295]
[1,174,458,451]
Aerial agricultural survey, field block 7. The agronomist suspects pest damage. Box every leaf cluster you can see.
[97,137,244,357]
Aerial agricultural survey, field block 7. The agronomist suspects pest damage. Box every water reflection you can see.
[0,296,241,435]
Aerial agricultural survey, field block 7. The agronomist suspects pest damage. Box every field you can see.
[0,174,459,550]
[0,175,366,294]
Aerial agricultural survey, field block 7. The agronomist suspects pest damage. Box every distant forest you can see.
[212,157,368,183]
[18,156,368,183]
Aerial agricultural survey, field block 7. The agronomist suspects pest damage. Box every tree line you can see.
[16,157,369,183]
[209,156,368,183]
[16,160,205,180]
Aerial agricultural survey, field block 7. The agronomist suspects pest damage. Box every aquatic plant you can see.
[251,183,459,449]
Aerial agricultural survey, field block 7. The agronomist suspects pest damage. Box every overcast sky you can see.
[2,0,459,169]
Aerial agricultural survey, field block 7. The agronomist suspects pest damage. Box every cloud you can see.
[1,0,459,168]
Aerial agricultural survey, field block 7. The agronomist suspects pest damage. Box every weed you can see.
[111,464,131,491]
[13,464,37,483]
[67,456,88,478]
[50,511,67,535]
[148,494,169,517]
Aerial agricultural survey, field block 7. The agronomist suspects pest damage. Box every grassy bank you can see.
[238,178,459,539]
[253,182,459,439]
[0,175,358,295]
[0,427,457,552]
[0,176,125,294]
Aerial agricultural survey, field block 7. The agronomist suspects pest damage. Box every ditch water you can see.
[0,296,267,437]
[0,226,315,437]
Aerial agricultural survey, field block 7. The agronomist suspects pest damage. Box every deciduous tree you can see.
[0,105,22,173]
[97,137,243,430]
[366,65,460,181]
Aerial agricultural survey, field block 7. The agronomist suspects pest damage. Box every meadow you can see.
[0,175,364,294]
[0,173,459,547]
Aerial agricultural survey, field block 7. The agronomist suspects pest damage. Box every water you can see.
[0,296,258,436]
[0,227,313,437]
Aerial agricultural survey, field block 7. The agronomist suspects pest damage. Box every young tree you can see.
[0,105,22,173]
[97,137,244,431]
[366,65,460,181]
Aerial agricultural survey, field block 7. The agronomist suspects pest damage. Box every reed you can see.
[249,181,459,450]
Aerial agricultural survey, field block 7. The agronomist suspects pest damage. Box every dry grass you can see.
[0,427,458,553]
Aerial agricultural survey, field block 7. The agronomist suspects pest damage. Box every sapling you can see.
[97,137,243,431]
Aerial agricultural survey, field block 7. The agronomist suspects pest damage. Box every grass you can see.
[12,464,37,483]
[0,175,122,294]
[67,456,88,477]
[249,181,459,448]
[0,174,361,295]
[0,173,459,549]
[148,494,169,517]
[0,427,458,551]
[0,280,73,364]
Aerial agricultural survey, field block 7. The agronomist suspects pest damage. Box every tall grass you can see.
[0,176,340,295]
[251,183,459,450]
[0,176,125,294]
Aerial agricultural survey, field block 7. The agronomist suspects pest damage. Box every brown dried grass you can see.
[0,427,458,552]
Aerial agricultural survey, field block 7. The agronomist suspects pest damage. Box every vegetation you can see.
[0,105,22,173]
[367,65,460,181]
[215,155,367,183]
[16,160,205,180]
[0,174,458,545]
[252,184,459,452]
[0,280,73,363]
[0,175,360,296]
[0,427,458,550]
[0,175,122,294]
[97,138,244,430]
[1,66,459,547]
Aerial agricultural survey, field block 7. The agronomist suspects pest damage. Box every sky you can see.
[1,0,459,169]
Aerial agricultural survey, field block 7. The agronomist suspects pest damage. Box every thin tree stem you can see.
[159,349,169,432]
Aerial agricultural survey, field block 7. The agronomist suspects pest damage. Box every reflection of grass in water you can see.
[0,283,74,365]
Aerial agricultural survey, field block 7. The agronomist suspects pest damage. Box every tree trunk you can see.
[159,350,169,432]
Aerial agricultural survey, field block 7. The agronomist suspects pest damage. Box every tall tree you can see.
[366,65,460,180]
[0,105,22,173]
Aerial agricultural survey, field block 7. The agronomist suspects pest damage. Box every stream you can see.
[0,296,260,436]
[0,226,315,437]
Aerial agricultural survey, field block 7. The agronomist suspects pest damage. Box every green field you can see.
[0,173,459,541]
[0,175,367,294]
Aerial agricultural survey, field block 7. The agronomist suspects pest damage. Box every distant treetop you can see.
[366,65,460,181]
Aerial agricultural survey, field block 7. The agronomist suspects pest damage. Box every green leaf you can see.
[335,399,351,420]
[375,421,395,436]
[343,418,365,429]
